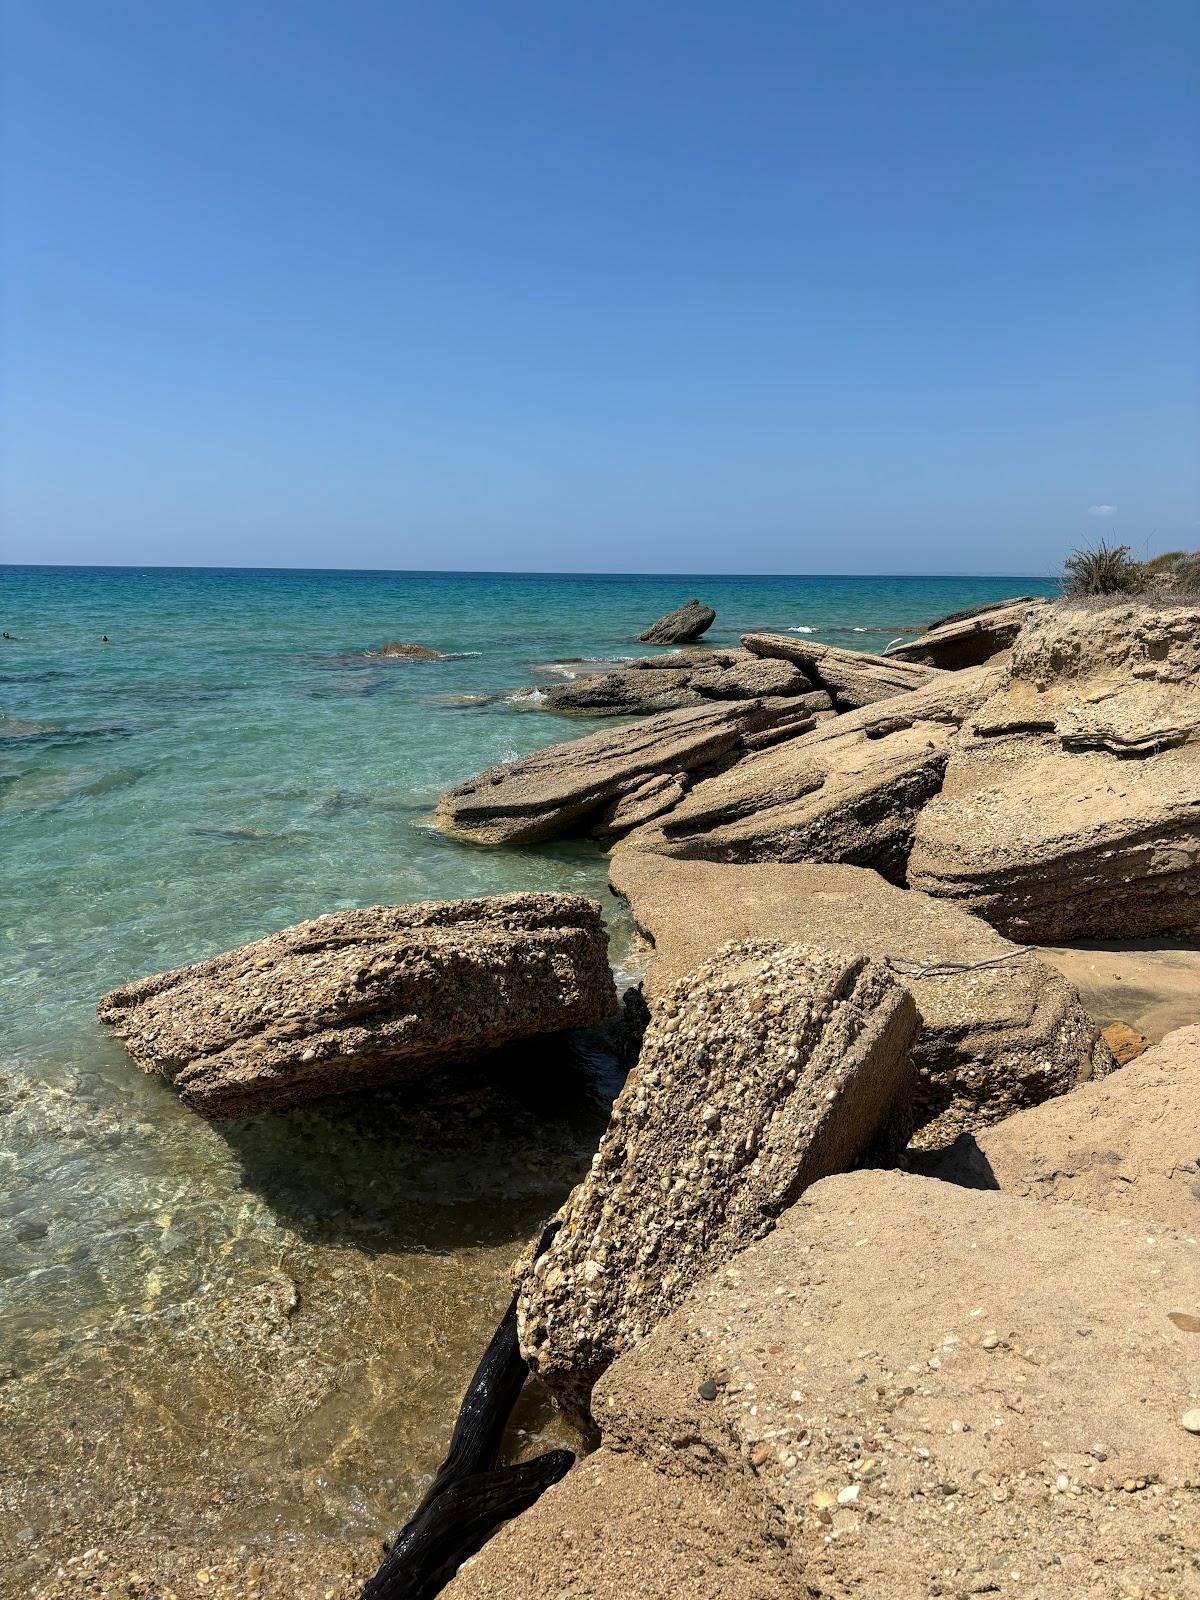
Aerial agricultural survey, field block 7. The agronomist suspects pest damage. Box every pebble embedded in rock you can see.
[1181,1408,1200,1434]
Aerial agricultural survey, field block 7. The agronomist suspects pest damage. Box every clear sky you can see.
[2,0,1197,574]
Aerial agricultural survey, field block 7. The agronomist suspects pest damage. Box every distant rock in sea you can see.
[637,599,716,645]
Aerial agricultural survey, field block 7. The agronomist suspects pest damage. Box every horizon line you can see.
[1,561,1056,581]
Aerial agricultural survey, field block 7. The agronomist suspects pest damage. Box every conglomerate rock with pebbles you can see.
[97,893,618,1118]
[514,939,918,1421]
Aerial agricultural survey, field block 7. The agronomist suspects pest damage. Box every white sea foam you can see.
[787,625,815,634]
[506,688,547,704]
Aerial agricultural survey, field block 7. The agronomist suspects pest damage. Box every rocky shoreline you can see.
[88,593,1199,1599]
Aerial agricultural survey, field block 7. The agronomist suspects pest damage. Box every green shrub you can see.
[1060,541,1147,597]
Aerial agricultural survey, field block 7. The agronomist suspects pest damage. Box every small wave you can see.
[506,688,547,704]
[786,626,815,634]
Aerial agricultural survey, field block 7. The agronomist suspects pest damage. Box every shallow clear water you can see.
[0,565,1052,1574]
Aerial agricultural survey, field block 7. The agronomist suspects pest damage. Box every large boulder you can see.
[434,696,833,846]
[514,939,917,1419]
[931,1024,1200,1231]
[884,595,1048,668]
[908,602,1200,940]
[637,599,716,644]
[535,651,821,716]
[619,665,999,879]
[450,1170,1200,1600]
[742,631,942,707]
[610,853,1113,1146]
[97,894,618,1118]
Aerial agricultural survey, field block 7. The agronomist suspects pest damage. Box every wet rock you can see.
[98,894,618,1118]
[374,641,449,660]
[884,596,1048,669]
[637,599,716,645]
[434,697,832,846]
[930,1024,1200,1230]
[618,666,998,879]
[514,939,917,1419]
[908,602,1200,940]
[742,631,943,707]
[609,852,1112,1147]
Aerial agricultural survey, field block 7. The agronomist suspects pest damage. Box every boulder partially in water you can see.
[375,641,450,660]
[637,599,716,644]
[97,893,618,1118]
[513,938,917,1420]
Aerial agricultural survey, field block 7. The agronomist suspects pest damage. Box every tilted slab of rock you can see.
[909,602,1200,939]
[637,598,715,644]
[742,631,943,706]
[609,853,1112,1146]
[578,1169,1200,1600]
[930,1024,1200,1231]
[883,594,1048,668]
[514,939,917,1419]
[97,894,618,1118]
[535,650,820,716]
[434,696,831,845]
[618,666,998,879]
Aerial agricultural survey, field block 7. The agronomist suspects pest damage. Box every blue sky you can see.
[2,0,1197,574]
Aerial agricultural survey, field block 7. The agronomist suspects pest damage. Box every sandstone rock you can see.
[537,651,817,716]
[637,599,715,644]
[375,641,449,660]
[908,602,1200,940]
[742,631,942,706]
[884,595,1048,668]
[97,894,617,1118]
[514,940,917,1418]
[590,1171,1200,1600]
[931,1025,1200,1231]
[609,852,1112,1146]
[619,666,998,879]
[1102,1019,1151,1063]
[443,1450,805,1600]
[434,697,831,845]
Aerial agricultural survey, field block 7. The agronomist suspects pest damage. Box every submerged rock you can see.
[609,852,1113,1146]
[742,631,943,707]
[908,601,1200,939]
[97,893,618,1118]
[884,595,1048,668]
[930,1024,1200,1230]
[514,938,917,1419]
[637,599,716,644]
[434,696,831,845]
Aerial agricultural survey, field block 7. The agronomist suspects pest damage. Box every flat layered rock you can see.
[619,666,997,879]
[884,595,1048,668]
[742,631,943,706]
[97,893,617,1118]
[637,599,715,644]
[434,697,831,845]
[909,602,1200,940]
[610,853,1112,1146]
[536,651,819,716]
[514,939,917,1419]
[931,1024,1200,1231]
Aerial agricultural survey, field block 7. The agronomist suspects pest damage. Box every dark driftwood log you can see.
[361,1225,571,1599]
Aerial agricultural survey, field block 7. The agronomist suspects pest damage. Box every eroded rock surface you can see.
[742,631,943,707]
[618,666,997,878]
[931,1024,1200,1230]
[514,939,917,1418]
[471,1170,1200,1600]
[637,599,716,644]
[610,853,1112,1146]
[534,651,822,716]
[909,602,1200,940]
[884,595,1048,669]
[98,894,617,1117]
[434,697,833,845]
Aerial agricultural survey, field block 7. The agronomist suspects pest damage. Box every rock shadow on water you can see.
[214,1026,628,1257]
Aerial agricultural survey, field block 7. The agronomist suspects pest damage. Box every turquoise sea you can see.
[0,565,1055,1576]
